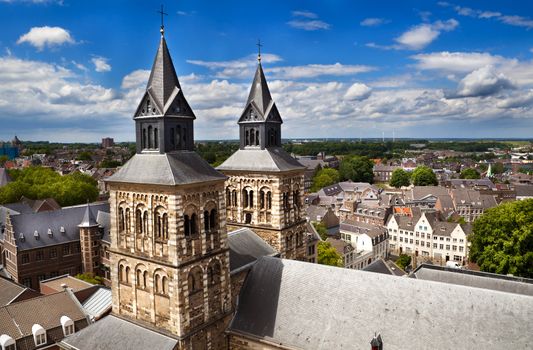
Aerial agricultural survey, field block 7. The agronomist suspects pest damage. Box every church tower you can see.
[106,25,231,349]
[217,52,308,260]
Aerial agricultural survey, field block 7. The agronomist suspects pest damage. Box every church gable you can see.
[266,103,282,123]
[238,103,265,123]
[134,91,163,118]
[165,90,195,118]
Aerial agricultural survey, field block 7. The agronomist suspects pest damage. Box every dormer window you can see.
[0,334,16,350]
[60,316,75,337]
[19,233,25,242]
[32,324,46,347]
[60,226,66,234]
[47,228,53,237]
[34,230,39,240]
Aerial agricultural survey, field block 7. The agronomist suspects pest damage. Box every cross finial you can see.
[157,4,169,36]
[256,39,263,63]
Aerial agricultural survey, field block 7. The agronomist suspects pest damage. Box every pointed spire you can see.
[145,36,182,111]
[79,202,98,228]
[245,62,274,117]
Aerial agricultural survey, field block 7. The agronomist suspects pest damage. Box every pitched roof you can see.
[60,315,178,350]
[340,219,385,238]
[228,228,278,274]
[412,264,533,296]
[363,258,403,276]
[229,257,533,350]
[0,276,28,306]
[0,291,87,340]
[82,287,112,321]
[79,202,99,227]
[515,184,533,197]
[410,186,449,200]
[217,148,305,173]
[240,63,276,121]
[108,152,226,186]
[10,202,109,251]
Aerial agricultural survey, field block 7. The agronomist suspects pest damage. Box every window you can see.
[433,243,437,249]
[35,251,44,261]
[452,245,457,251]
[439,244,444,249]
[459,246,464,252]
[32,324,47,346]
[50,248,57,258]
[426,242,430,247]
[37,274,46,282]
[22,278,32,288]
[61,316,75,337]
[63,245,71,256]
[21,254,29,264]
[409,239,413,244]
[446,245,450,250]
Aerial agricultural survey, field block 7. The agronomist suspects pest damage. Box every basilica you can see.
[58,25,533,350]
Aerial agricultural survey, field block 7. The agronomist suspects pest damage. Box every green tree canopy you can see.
[492,162,505,174]
[310,168,340,192]
[460,168,481,179]
[0,167,98,206]
[469,199,533,278]
[317,241,343,267]
[312,221,328,240]
[339,156,374,183]
[389,168,411,188]
[395,254,411,271]
[411,166,438,186]
[76,151,93,161]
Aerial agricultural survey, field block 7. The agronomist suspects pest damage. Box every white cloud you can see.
[72,61,88,72]
[292,10,318,19]
[344,83,372,101]
[187,54,282,79]
[268,63,374,79]
[411,52,506,73]
[288,10,330,31]
[443,3,533,29]
[17,26,74,50]
[395,19,458,50]
[91,56,111,72]
[452,65,515,98]
[500,15,533,29]
[121,69,150,89]
[360,18,389,27]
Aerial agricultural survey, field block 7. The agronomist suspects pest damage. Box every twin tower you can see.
[106,30,308,348]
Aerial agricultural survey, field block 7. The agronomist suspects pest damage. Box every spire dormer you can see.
[134,34,195,154]
[238,61,282,150]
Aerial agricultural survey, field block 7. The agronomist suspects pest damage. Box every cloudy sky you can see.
[1,0,533,142]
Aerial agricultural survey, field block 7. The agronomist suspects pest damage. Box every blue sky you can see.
[1,0,533,142]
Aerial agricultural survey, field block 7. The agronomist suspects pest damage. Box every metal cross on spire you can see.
[157,4,168,36]
[257,39,263,63]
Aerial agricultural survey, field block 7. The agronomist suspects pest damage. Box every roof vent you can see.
[19,233,25,242]
[34,230,39,240]
[48,228,53,237]
[441,226,446,231]
[60,226,66,234]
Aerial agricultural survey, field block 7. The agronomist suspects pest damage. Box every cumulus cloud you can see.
[288,10,330,31]
[439,2,533,29]
[395,19,458,50]
[360,18,389,27]
[411,51,506,73]
[91,56,111,72]
[450,66,515,98]
[17,26,74,50]
[344,83,372,101]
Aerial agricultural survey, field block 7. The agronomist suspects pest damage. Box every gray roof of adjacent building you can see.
[228,256,533,350]
[339,219,385,238]
[107,152,226,186]
[412,264,533,296]
[228,228,279,274]
[9,202,109,251]
[0,276,28,307]
[217,148,305,173]
[0,168,11,187]
[515,184,533,197]
[59,315,178,350]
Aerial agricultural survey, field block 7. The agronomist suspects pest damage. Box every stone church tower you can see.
[217,55,308,260]
[106,28,231,349]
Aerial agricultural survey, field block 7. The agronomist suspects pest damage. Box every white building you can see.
[339,219,390,269]
[387,212,469,264]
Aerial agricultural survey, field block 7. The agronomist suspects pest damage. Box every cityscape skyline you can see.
[1,0,533,142]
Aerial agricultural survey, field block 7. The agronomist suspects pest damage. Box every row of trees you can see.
[389,166,438,188]
[0,167,99,206]
[310,156,375,192]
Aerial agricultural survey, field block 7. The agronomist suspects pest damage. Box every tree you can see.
[411,166,438,186]
[310,168,340,192]
[75,273,104,285]
[0,155,8,166]
[312,222,328,240]
[317,241,343,267]
[395,254,412,271]
[460,168,481,179]
[76,151,93,161]
[469,199,533,278]
[339,156,374,183]
[389,168,410,188]
[492,162,504,174]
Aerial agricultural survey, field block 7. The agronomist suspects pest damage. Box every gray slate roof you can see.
[363,258,400,276]
[515,184,533,197]
[107,152,226,186]
[10,202,109,251]
[243,63,275,119]
[229,257,533,350]
[228,228,278,273]
[82,287,112,321]
[412,264,533,296]
[79,203,98,227]
[60,315,178,350]
[217,148,304,173]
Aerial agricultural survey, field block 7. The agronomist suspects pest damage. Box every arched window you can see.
[136,209,143,234]
[267,191,272,210]
[245,213,252,224]
[142,128,147,148]
[162,213,168,240]
[249,190,254,208]
[208,261,221,285]
[293,190,300,208]
[242,189,248,208]
[184,215,191,237]
[260,190,265,209]
[155,274,161,293]
[60,316,75,336]
[226,188,231,207]
[143,271,148,289]
[154,128,159,149]
[245,130,250,146]
[155,211,161,239]
[250,128,255,146]
[136,269,142,287]
[232,190,237,206]
[148,125,153,149]
[188,267,203,294]
[32,324,47,347]
[162,276,168,294]
[125,267,130,283]
[125,208,131,232]
[255,129,260,146]
[143,212,148,235]
[209,209,216,231]
[119,265,124,282]
[203,210,209,233]
[184,209,198,238]
[176,126,181,149]
[119,207,125,232]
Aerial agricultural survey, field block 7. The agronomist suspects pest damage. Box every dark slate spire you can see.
[133,32,196,154]
[238,60,283,150]
[79,203,98,228]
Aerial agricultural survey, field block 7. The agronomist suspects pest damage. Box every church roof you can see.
[146,36,181,111]
[217,148,305,173]
[228,257,533,349]
[79,202,99,227]
[245,63,274,117]
[108,152,226,186]
[228,228,279,274]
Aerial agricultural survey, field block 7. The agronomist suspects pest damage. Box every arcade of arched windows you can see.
[245,127,260,147]
[118,262,170,296]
